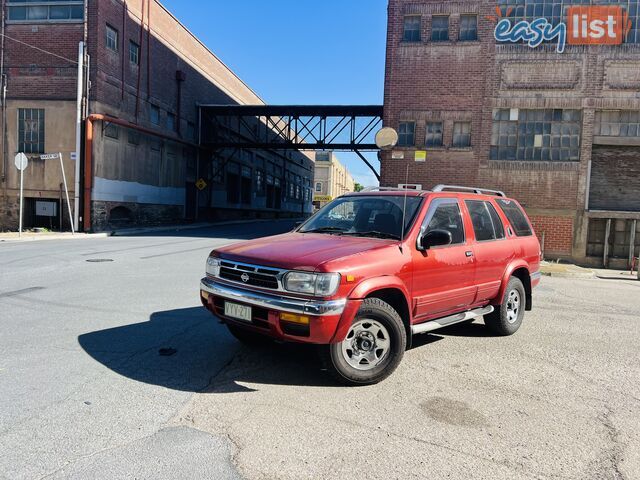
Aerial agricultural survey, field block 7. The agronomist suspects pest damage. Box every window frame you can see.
[106,24,119,52]
[315,182,322,192]
[398,121,416,147]
[465,200,507,243]
[129,40,140,65]
[459,14,478,41]
[418,198,466,250]
[431,15,450,42]
[452,121,472,148]
[425,122,444,147]
[403,15,422,42]
[7,0,84,24]
[17,108,45,154]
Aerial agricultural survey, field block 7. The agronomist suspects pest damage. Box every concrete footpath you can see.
[0,218,303,243]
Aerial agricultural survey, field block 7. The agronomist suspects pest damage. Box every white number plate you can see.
[224,302,252,322]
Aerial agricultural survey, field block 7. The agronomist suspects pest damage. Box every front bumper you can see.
[200,277,359,344]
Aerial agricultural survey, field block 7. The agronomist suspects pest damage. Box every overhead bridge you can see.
[199,105,384,151]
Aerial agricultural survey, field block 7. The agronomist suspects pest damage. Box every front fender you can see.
[330,276,412,343]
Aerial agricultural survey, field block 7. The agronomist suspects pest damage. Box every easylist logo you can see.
[492,5,631,53]
[567,6,628,46]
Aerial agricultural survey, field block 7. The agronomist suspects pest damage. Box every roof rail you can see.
[432,185,506,197]
[360,186,431,193]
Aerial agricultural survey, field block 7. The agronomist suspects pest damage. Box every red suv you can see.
[200,185,541,385]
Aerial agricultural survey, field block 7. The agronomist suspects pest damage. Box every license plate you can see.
[224,301,252,322]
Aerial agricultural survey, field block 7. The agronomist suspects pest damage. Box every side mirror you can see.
[419,229,453,250]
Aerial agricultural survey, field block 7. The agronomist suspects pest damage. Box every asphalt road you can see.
[1,222,639,479]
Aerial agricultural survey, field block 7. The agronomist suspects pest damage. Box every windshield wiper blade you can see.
[341,231,401,240]
[301,227,347,234]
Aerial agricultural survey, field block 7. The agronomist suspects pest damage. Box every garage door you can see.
[589,146,640,211]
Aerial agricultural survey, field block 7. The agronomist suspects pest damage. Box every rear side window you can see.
[465,200,505,241]
[496,199,533,237]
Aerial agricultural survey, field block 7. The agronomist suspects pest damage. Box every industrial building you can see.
[312,151,356,209]
[383,0,640,267]
[0,0,314,232]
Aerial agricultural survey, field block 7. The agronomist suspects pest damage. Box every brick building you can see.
[0,0,313,232]
[383,0,640,267]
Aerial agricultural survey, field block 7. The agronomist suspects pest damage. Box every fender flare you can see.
[494,260,531,307]
[330,276,413,344]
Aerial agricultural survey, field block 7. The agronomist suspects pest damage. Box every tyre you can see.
[227,323,271,346]
[484,277,526,336]
[321,298,406,386]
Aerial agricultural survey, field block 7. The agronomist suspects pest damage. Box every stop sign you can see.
[14,153,28,171]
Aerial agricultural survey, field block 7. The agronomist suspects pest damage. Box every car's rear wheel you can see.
[321,298,406,385]
[484,277,526,336]
[226,323,271,345]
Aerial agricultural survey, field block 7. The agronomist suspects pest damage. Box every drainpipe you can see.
[1,0,6,185]
[74,41,85,232]
[83,113,197,231]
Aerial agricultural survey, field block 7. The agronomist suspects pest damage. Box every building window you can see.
[452,122,471,148]
[315,182,322,192]
[7,1,83,22]
[150,105,160,125]
[490,109,582,161]
[128,130,140,145]
[106,25,118,52]
[403,15,421,42]
[104,124,119,139]
[431,16,449,42]
[187,121,196,141]
[425,122,443,147]
[129,41,140,65]
[459,15,477,41]
[398,121,415,146]
[18,108,45,154]
[256,169,265,195]
[595,111,640,138]
[167,112,176,132]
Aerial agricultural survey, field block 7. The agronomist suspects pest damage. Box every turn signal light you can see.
[279,312,310,325]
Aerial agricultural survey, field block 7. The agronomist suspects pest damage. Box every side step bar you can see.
[411,306,494,335]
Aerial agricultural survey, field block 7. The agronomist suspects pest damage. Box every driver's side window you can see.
[424,201,465,245]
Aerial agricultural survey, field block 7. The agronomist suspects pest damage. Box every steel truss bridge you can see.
[199,105,384,179]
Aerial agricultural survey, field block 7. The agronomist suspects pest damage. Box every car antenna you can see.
[399,163,409,253]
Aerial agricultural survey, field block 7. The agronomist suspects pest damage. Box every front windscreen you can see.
[299,195,423,240]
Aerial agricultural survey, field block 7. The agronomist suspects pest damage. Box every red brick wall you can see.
[529,215,574,256]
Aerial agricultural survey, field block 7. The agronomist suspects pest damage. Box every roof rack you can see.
[360,186,431,193]
[432,185,506,197]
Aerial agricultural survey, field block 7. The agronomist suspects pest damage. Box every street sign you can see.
[14,153,28,171]
[195,178,207,191]
[40,153,60,160]
[313,195,333,202]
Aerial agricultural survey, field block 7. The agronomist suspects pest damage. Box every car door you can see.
[412,198,477,320]
[464,199,515,303]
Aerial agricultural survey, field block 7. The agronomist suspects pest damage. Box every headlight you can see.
[206,257,220,277]
[283,272,341,296]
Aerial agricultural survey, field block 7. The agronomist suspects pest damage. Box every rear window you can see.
[496,199,533,237]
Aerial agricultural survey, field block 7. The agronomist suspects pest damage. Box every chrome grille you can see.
[218,260,281,290]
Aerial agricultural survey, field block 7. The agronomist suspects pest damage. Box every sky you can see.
[160,0,388,186]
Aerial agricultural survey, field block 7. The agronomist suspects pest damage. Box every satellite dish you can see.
[375,127,399,150]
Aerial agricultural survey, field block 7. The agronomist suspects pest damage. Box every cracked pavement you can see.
[1,221,639,479]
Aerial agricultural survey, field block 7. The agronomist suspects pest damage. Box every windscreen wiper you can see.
[301,227,347,234]
[341,231,401,240]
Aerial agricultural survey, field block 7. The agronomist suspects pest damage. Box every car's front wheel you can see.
[321,298,406,385]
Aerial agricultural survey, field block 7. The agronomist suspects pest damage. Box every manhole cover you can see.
[86,259,114,263]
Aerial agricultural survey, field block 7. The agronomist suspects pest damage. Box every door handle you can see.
[465,251,474,257]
